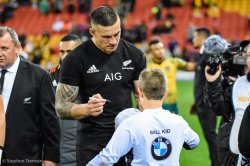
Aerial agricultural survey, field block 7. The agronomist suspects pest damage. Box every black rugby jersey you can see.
[60,39,146,137]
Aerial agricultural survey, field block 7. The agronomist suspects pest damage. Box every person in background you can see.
[50,34,82,166]
[205,36,250,165]
[55,6,146,166]
[87,68,200,166]
[147,38,195,114]
[0,26,60,166]
[192,27,219,166]
[239,40,250,74]
[192,27,210,54]
[0,94,5,166]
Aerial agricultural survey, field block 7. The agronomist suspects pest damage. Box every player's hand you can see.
[228,76,237,82]
[42,160,56,166]
[87,94,106,116]
[205,65,222,82]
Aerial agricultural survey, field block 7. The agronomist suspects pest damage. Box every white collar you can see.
[143,108,163,113]
[2,56,20,73]
[200,45,205,54]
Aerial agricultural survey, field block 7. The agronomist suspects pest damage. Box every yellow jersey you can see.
[147,58,187,104]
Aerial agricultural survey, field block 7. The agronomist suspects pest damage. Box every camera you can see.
[206,45,247,77]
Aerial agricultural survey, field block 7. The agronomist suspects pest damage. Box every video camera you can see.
[206,44,247,77]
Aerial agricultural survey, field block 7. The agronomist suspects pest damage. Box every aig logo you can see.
[104,72,122,81]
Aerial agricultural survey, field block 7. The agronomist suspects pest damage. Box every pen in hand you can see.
[89,97,111,103]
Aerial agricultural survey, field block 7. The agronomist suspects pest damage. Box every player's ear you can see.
[137,87,143,98]
[89,28,95,36]
[16,43,22,55]
[163,88,168,99]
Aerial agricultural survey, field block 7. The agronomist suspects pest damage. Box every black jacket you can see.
[204,77,238,166]
[204,78,234,122]
[238,104,250,159]
[3,59,60,165]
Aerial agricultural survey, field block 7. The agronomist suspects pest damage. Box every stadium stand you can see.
[0,0,249,68]
[1,0,249,42]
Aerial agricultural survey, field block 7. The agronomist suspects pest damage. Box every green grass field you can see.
[177,81,210,166]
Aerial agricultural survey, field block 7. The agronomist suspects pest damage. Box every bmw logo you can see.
[151,137,172,160]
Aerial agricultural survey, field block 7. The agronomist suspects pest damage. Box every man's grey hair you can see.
[204,35,229,54]
[0,26,20,45]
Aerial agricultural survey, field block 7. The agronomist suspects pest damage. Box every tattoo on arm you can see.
[55,83,79,118]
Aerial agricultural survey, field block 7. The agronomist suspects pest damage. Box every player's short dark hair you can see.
[244,42,250,51]
[195,27,210,38]
[60,34,81,42]
[240,40,250,50]
[90,6,118,27]
[149,37,162,46]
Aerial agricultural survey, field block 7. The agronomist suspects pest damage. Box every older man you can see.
[0,26,60,166]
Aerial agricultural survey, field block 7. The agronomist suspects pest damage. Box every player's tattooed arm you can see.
[55,83,85,119]
[56,83,106,120]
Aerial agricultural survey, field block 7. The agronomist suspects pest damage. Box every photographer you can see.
[204,36,250,166]
[192,28,219,166]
